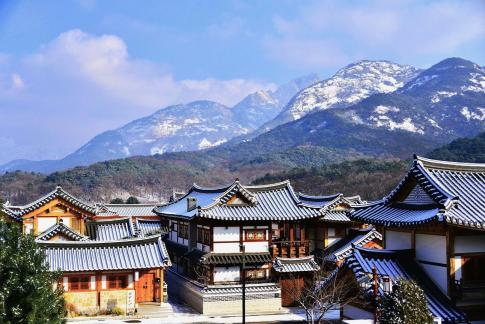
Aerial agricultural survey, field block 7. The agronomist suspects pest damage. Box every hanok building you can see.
[1,186,171,315]
[349,156,485,322]
[338,247,467,323]
[154,180,381,314]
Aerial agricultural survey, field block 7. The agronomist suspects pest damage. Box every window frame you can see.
[197,226,211,245]
[68,275,91,292]
[107,274,129,290]
[178,223,189,239]
[245,229,266,242]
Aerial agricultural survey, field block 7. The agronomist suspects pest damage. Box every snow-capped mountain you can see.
[215,58,485,169]
[73,100,247,159]
[259,60,420,132]
[232,73,319,129]
[0,74,319,173]
[341,57,485,138]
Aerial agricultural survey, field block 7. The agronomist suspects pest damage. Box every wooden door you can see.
[280,276,304,306]
[137,273,155,302]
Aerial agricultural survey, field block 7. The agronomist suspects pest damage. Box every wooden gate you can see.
[136,272,155,302]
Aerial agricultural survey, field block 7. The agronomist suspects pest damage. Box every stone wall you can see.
[64,291,98,315]
[203,296,281,315]
[100,290,136,314]
[166,269,282,315]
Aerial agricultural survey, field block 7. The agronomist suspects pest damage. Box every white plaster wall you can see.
[37,217,57,233]
[59,217,71,227]
[243,241,268,253]
[454,256,462,281]
[416,234,447,264]
[170,231,177,242]
[214,227,239,242]
[455,236,485,254]
[197,243,210,252]
[385,230,412,249]
[213,266,240,282]
[213,242,240,253]
[420,263,448,295]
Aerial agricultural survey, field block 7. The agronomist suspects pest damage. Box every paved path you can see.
[67,299,339,323]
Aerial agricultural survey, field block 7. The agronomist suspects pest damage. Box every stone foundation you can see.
[64,291,98,315]
[100,290,136,314]
[166,269,282,315]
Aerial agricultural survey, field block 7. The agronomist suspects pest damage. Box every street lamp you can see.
[382,276,392,293]
[240,243,246,324]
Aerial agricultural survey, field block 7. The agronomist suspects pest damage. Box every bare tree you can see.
[283,267,359,324]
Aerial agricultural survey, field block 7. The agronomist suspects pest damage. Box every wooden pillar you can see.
[159,268,164,303]
[33,216,38,235]
[447,227,455,298]
[80,217,85,235]
[96,272,101,308]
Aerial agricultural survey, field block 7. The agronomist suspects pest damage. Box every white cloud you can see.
[11,73,25,89]
[264,0,485,69]
[24,29,270,108]
[0,29,274,163]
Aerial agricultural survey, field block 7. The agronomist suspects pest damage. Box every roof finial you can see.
[235,177,240,182]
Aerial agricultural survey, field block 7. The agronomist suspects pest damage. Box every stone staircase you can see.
[137,302,174,317]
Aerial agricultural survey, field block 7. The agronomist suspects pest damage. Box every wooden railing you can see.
[271,240,309,258]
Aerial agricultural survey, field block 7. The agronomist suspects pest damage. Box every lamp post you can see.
[240,243,246,324]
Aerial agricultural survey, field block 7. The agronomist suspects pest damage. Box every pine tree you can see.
[125,196,139,204]
[379,278,433,324]
[110,198,124,204]
[0,207,66,323]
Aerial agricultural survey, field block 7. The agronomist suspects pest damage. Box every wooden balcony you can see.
[271,240,309,258]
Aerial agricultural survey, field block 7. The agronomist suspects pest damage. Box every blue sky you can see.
[0,0,484,164]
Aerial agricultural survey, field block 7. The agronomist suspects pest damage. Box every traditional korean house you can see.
[154,180,381,314]
[349,156,485,322]
[1,187,171,315]
[336,247,467,323]
[39,235,171,315]
[297,193,381,264]
[2,186,97,235]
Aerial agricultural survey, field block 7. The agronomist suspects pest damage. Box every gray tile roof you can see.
[321,227,382,262]
[40,235,171,272]
[273,256,320,273]
[201,252,272,265]
[35,222,89,242]
[345,247,467,323]
[156,180,325,221]
[202,282,280,295]
[96,204,158,217]
[136,219,165,236]
[3,186,96,220]
[296,193,341,207]
[86,218,135,241]
[351,156,485,230]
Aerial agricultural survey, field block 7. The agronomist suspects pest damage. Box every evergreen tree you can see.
[110,198,124,204]
[125,196,139,204]
[0,207,65,323]
[379,278,433,324]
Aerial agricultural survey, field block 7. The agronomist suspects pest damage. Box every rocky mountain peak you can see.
[258,60,420,131]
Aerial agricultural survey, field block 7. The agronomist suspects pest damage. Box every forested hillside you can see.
[1,132,483,205]
[427,132,485,162]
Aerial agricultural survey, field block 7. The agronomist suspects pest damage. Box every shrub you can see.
[379,278,433,324]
